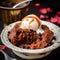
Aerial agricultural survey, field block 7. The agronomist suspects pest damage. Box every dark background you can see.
[0,0,60,60]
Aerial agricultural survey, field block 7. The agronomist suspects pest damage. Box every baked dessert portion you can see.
[8,14,54,49]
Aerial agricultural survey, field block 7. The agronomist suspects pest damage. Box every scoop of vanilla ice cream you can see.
[20,14,41,31]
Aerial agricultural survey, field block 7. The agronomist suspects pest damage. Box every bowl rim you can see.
[0,2,30,10]
[1,21,60,54]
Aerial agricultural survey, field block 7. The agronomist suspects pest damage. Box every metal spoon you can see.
[13,0,32,8]
[0,50,17,60]
[0,35,17,60]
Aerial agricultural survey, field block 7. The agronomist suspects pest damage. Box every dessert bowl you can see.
[1,20,60,59]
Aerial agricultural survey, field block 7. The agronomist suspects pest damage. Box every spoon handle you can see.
[13,0,32,8]
[1,50,17,60]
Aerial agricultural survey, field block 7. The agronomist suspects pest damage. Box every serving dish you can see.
[1,20,60,59]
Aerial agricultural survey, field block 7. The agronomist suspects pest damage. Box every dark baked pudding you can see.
[8,23,54,49]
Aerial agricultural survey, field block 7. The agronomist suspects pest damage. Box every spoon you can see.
[0,50,17,60]
[13,0,32,8]
[0,34,17,60]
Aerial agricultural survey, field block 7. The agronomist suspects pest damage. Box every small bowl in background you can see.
[0,0,30,26]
